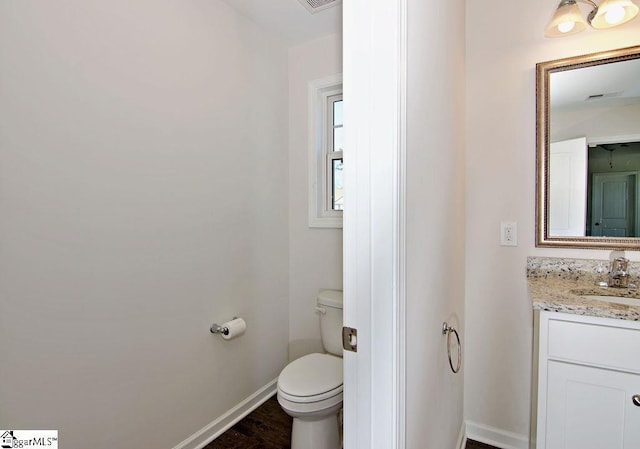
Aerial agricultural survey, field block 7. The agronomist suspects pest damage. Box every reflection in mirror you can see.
[537,45,640,248]
[587,142,640,237]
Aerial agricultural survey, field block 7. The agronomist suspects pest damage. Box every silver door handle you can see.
[633,394,640,407]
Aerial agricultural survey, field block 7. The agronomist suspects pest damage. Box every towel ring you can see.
[442,322,461,374]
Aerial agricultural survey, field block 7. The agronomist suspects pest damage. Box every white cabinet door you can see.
[546,360,640,449]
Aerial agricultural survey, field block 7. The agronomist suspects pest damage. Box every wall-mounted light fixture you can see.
[545,0,639,37]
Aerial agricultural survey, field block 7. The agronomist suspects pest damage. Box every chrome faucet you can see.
[608,257,630,288]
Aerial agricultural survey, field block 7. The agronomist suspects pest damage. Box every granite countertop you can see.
[527,256,640,321]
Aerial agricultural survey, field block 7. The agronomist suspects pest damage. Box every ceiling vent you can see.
[585,91,622,101]
[297,0,342,14]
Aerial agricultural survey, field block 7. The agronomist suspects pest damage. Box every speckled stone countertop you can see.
[527,256,640,321]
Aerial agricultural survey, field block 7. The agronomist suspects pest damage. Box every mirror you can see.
[536,45,640,249]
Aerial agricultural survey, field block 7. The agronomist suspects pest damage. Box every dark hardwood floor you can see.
[465,440,499,449]
[204,395,292,449]
[205,394,498,449]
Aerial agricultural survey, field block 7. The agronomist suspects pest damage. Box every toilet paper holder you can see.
[210,317,238,336]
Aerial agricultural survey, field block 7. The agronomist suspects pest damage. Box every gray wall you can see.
[406,0,466,445]
[0,1,289,447]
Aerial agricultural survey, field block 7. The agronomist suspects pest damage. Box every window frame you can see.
[308,74,343,228]
[326,93,343,212]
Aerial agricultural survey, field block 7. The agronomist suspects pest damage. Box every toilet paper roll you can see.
[221,317,246,340]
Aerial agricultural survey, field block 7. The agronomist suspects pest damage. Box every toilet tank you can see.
[317,290,343,356]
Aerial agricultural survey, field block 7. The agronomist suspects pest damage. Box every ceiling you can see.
[551,58,640,110]
[221,0,342,46]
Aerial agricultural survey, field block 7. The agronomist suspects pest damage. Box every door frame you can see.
[343,0,407,447]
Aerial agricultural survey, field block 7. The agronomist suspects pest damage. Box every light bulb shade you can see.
[589,0,639,28]
[545,0,589,37]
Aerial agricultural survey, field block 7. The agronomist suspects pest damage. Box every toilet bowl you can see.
[278,353,343,448]
[277,290,343,449]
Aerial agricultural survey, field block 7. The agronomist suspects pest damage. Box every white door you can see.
[343,0,407,447]
[546,361,640,448]
[548,137,587,236]
[591,172,636,237]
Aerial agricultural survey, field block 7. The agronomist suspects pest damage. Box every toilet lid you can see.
[278,353,343,399]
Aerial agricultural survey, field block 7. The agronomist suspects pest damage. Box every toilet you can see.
[277,290,343,449]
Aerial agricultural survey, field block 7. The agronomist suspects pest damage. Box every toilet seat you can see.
[277,353,343,404]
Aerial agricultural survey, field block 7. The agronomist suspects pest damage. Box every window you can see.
[328,94,343,211]
[308,74,343,228]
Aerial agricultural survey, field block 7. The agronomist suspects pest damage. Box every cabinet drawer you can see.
[547,318,640,373]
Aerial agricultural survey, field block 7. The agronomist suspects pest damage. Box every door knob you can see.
[633,394,640,407]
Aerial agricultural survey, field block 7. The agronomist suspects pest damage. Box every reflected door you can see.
[591,172,636,236]
[549,138,587,236]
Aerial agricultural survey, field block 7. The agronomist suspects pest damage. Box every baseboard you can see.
[172,378,279,449]
[465,420,529,449]
[456,420,467,449]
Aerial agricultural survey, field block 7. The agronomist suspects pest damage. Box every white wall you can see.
[288,34,343,361]
[0,1,289,448]
[465,0,640,440]
[406,0,466,446]
[552,103,640,141]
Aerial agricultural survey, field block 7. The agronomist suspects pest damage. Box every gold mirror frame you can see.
[536,45,640,249]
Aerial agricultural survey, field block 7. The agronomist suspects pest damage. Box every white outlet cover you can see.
[500,221,517,246]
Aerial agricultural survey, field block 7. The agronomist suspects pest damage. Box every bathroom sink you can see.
[580,295,640,307]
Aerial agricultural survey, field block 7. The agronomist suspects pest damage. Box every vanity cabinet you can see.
[535,311,640,449]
